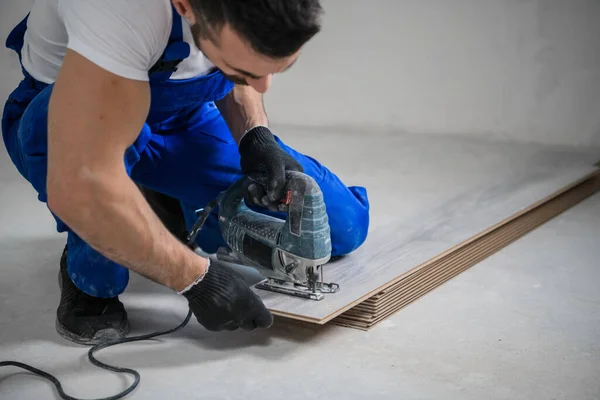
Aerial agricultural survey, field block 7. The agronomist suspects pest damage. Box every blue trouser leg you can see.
[130,102,370,256]
[3,80,370,298]
[272,138,370,256]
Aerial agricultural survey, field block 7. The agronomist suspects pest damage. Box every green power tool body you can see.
[215,171,340,301]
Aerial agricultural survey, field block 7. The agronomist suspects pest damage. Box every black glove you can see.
[181,259,274,332]
[239,126,303,210]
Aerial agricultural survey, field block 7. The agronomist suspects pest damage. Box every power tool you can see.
[214,170,340,301]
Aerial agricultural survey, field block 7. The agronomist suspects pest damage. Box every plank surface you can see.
[354,175,600,312]
[250,133,600,323]
[332,171,600,329]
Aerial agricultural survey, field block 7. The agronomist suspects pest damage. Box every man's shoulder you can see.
[58,0,174,81]
[60,0,173,41]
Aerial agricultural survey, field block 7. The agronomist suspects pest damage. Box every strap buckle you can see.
[149,58,184,75]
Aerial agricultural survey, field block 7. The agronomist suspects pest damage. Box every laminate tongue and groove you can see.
[250,133,600,329]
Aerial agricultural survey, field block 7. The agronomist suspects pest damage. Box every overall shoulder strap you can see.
[148,4,190,80]
[5,14,30,75]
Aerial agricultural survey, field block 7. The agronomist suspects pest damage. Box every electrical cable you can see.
[0,311,193,400]
[0,196,221,400]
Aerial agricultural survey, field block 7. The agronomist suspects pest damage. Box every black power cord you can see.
[0,197,220,400]
[0,311,193,400]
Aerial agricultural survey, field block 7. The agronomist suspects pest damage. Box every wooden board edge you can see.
[347,216,542,316]
[311,168,600,324]
[328,172,600,330]
[374,169,600,295]
[339,206,555,320]
[353,177,594,311]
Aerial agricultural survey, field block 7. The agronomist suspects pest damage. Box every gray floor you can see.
[1,129,599,399]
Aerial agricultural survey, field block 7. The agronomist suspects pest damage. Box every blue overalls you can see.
[2,9,370,298]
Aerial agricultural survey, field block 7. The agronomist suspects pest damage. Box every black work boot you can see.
[56,247,130,345]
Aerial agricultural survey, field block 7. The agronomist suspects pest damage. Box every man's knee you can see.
[3,81,51,182]
[329,185,370,257]
[7,84,53,197]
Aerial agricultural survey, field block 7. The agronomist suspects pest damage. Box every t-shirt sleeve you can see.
[57,0,171,81]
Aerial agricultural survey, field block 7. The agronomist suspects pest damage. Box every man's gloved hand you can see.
[239,126,303,211]
[180,258,274,332]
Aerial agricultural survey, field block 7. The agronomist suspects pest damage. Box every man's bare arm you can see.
[215,84,268,144]
[47,49,207,292]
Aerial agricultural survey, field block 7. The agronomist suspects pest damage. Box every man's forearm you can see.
[215,84,268,144]
[48,168,207,293]
[46,49,208,294]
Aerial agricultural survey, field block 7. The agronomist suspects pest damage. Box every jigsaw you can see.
[213,170,340,301]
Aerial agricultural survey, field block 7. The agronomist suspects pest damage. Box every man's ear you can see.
[171,0,196,25]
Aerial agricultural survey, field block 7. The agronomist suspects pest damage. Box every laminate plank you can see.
[362,220,531,305]
[331,174,600,329]
[349,218,533,314]
[256,163,599,323]
[342,223,544,319]
[358,209,534,307]
[358,171,600,313]
[365,168,600,302]
[342,180,600,324]
[355,189,573,312]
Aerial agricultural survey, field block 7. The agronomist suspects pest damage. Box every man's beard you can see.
[219,72,248,86]
[190,23,248,86]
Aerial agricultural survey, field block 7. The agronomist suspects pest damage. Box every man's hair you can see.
[189,0,323,58]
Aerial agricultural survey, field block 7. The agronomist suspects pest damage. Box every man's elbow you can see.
[46,174,91,225]
[47,182,76,223]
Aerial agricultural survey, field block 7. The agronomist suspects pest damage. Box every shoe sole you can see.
[56,267,130,346]
[55,317,130,346]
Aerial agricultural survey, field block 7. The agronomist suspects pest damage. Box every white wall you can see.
[264,0,600,148]
[2,0,599,148]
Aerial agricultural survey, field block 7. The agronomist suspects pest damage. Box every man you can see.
[2,0,370,345]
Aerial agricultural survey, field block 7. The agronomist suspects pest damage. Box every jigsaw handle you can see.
[218,171,332,262]
[220,171,309,235]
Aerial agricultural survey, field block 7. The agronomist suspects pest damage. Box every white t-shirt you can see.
[21,0,216,84]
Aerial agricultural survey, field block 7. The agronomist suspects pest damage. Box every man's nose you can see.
[247,74,272,93]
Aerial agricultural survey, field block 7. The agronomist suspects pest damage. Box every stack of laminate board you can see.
[332,170,600,329]
[250,133,600,330]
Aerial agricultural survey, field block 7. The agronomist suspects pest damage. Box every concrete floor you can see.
[1,129,599,399]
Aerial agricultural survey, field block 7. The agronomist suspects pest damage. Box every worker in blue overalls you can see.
[2,0,369,344]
